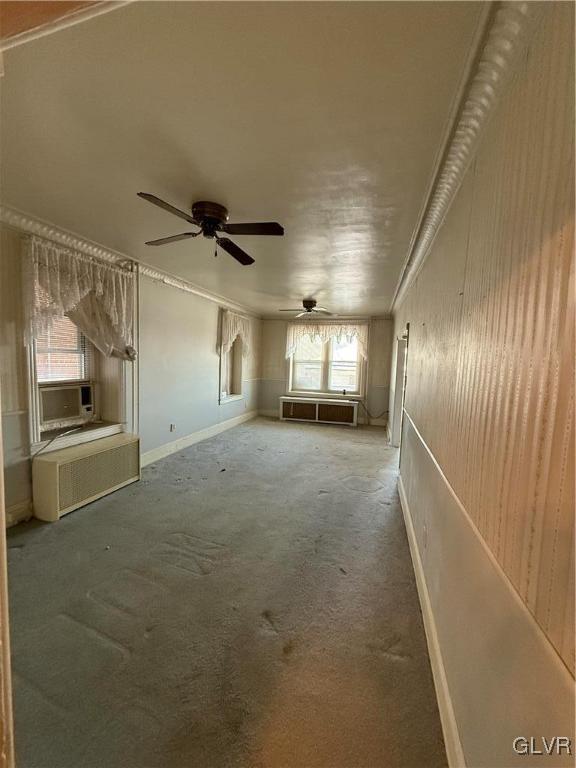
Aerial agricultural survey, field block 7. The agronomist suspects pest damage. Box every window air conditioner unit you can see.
[32,433,140,521]
[39,383,95,430]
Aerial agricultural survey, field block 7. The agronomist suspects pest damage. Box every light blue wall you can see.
[139,277,260,455]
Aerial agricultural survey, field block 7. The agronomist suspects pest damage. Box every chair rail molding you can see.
[392,1,537,311]
[0,204,257,317]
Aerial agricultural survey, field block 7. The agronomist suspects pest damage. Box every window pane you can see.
[293,362,322,391]
[294,336,323,361]
[36,316,87,382]
[36,352,85,382]
[36,316,82,352]
[328,337,358,391]
[331,336,358,361]
[329,362,358,391]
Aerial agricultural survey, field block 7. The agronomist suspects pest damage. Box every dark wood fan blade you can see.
[216,237,255,265]
[221,222,284,236]
[138,192,198,225]
[279,309,304,312]
[145,232,199,246]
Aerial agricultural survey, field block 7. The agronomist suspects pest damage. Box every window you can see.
[35,315,91,383]
[291,336,324,391]
[328,337,360,391]
[221,336,243,399]
[291,336,361,394]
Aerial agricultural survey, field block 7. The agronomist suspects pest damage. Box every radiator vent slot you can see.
[33,434,140,522]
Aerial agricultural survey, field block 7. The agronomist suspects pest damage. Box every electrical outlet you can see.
[170,423,176,432]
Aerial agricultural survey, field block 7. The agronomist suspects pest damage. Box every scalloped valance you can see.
[24,235,136,360]
[220,309,251,358]
[286,321,368,360]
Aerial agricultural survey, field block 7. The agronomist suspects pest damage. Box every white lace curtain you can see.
[220,309,251,359]
[286,321,369,359]
[25,236,136,360]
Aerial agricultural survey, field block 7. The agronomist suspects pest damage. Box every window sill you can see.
[288,391,362,400]
[220,394,244,404]
[31,422,124,456]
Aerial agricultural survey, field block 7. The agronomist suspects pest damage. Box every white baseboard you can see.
[141,410,257,467]
[398,476,465,768]
[5,500,33,528]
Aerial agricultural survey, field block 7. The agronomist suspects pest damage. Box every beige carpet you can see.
[8,417,446,768]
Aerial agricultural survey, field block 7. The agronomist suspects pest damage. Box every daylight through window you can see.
[291,336,360,394]
[35,316,90,383]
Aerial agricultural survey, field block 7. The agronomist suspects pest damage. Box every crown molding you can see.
[391,1,536,312]
[0,204,258,318]
[138,265,258,318]
[0,204,130,266]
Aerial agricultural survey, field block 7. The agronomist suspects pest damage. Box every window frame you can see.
[289,336,364,396]
[31,319,98,442]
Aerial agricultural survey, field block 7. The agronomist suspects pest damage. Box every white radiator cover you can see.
[32,433,140,521]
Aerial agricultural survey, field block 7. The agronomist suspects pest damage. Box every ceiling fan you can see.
[137,193,284,266]
[279,299,333,318]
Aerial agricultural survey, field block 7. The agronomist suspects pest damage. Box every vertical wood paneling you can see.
[396,2,574,673]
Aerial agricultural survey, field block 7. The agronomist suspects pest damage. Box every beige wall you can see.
[0,228,27,415]
[366,317,392,425]
[259,319,289,416]
[393,3,574,765]
[0,384,14,768]
[259,317,392,423]
[0,226,32,519]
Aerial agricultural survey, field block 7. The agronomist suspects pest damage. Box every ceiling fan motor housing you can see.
[192,201,229,238]
[302,299,317,311]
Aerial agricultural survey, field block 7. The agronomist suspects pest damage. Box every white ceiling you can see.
[0,1,484,316]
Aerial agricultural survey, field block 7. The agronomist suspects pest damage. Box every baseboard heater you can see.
[279,396,358,426]
[32,433,140,522]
